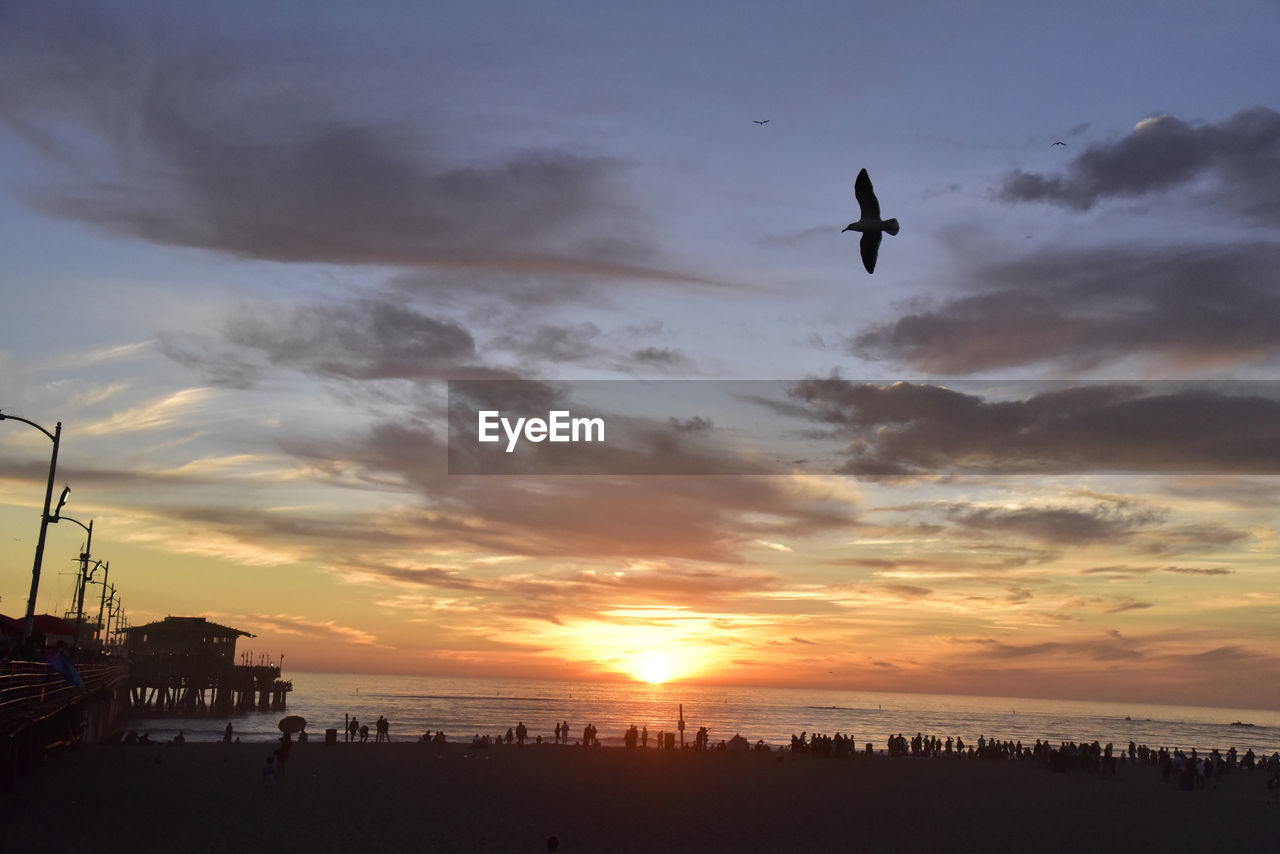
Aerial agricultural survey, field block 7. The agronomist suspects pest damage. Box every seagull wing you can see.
[860,231,881,274]
[854,168,880,220]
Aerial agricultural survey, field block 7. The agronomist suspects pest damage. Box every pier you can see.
[1,659,129,785]
[125,658,290,715]
[123,616,290,716]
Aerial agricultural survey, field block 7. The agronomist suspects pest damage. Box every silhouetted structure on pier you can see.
[125,617,290,715]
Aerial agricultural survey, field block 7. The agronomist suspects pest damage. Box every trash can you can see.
[325,728,338,746]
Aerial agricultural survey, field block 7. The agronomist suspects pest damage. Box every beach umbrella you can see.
[278,715,307,734]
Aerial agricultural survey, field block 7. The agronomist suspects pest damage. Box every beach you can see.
[4,741,1276,853]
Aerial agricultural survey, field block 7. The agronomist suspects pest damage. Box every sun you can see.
[634,652,676,684]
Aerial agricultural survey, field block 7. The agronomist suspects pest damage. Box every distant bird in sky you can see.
[1051,140,1067,146]
[842,168,899,274]
[753,119,770,125]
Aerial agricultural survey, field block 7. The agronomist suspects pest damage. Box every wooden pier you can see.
[122,616,291,716]
[125,658,290,715]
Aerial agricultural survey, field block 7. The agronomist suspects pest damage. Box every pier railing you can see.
[0,660,129,735]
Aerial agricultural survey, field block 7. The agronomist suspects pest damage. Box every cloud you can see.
[78,387,212,436]
[248,613,378,646]
[997,106,1280,223]
[785,379,1280,475]
[1078,564,1233,577]
[281,420,860,562]
[226,299,478,381]
[941,501,1163,545]
[848,242,1280,373]
[0,5,708,289]
[1162,565,1233,576]
[1104,599,1154,614]
[956,635,1145,662]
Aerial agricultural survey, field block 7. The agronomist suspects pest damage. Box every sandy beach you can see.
[3,741,1276,853]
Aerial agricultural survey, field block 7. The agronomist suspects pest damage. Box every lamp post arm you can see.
[13,419,62,646]
[60,517,95,646]
[0,412,59,443]
[95,561,111,646]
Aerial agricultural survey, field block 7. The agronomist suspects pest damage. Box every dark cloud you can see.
[282,420,858,561]
[1081,564,1233,577]
[786,379,1280,475]
[942,502,1163,545]
[1162,565,1233,576]
[1138,523,1251,556]
[229,299,478,380]
[160,297,527,386]
[1105,599,1154,614]
[157,334,263,389]
[880,583,932,599]
[0,5,708,290]
[669,415,714,433]
[489,323,602,364]
[632,347,690,368]
[849,242,1280,373]
[999,107,1280,224]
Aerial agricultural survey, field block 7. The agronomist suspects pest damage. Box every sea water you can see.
[126,672,1280,755]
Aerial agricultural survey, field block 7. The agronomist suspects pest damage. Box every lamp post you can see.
[52,513,94,645]
[76,558,107,646]
[0,411,64,647]
[103,585,118,651]
[95,561,111,646]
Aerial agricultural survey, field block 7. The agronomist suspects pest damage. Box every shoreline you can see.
[5,741,1277,853]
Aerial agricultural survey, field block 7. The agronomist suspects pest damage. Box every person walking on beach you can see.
[554,721,562,745]
[376,715,390,742]
[224,723,233,743]
[262,755,277,799]
[348,717,359,743]
[562,720,570,746]
[516,721,527,746]
[275,732,292,776]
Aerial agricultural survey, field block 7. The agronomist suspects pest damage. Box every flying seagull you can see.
[753,119,770,125]
[842,168,899,274]
[1051,140,1067,147]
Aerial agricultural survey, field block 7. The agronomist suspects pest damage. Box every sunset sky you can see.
[2,1,1279,709]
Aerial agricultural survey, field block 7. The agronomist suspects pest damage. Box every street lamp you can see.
[94,561,111,646]
[50,511,94,645]
[0,411,63,647]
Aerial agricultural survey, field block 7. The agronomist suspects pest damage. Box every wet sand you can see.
[3,741,1276,853]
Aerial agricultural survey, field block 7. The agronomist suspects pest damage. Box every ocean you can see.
[126,671,1280,755]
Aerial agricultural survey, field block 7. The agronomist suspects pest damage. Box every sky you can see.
[2,0,1279,709]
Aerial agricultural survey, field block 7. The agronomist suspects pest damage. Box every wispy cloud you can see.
[79,387,212,436]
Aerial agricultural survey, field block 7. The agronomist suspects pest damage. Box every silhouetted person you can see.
[224,723,233,743]
[275,732,292,776]
[262,755,277,799]
[545,835,560,852]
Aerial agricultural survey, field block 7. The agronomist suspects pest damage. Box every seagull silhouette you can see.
[753,119,770,125]
[1051,141,1067,147]
[842,168,899,274]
